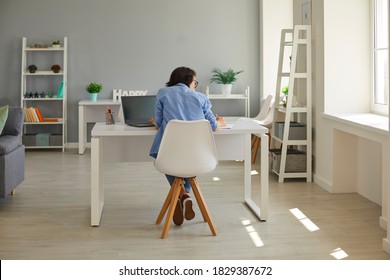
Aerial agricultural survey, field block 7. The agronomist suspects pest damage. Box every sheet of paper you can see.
[220,123,234,129]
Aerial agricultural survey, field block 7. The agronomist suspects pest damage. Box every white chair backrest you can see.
[154,120,218,178]
[257,97,275,127]
[255,94,273,121]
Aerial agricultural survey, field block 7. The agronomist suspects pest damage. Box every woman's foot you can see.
[173,199,184,225]
[181,194,195,221]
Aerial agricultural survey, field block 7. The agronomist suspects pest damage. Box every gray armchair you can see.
[0,107,25,197]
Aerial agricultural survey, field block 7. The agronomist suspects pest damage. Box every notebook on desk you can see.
[121,95,156,127]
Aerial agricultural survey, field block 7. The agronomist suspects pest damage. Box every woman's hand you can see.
[149,117,159,129]
[215,114,226,127]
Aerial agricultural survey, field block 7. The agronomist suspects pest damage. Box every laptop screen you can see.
[121,95,156,124]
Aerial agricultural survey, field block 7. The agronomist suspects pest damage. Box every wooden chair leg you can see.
[189,178,217,236]
[251,136,260,164]
[251,132,271,164]
[156,184,175,224]
[251,134,256,149]
[160,178,182,239]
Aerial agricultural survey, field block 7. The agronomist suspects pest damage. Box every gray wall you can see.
[0,0,260,143]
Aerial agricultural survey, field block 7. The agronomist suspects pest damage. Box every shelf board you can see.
[25,146,64,149]
[23,71,63,76]
[23,98,63,101]
[25,47,64,51]
[23,121,64,125]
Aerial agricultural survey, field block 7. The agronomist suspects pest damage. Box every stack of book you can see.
[23,107,59,123]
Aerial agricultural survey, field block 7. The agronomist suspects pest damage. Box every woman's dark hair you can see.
[166,66,196,87]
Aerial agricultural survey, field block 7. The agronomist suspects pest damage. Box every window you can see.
[372,0,389,115]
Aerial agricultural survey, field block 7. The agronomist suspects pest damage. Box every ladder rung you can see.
[281,172,310,178]
[296,39,309,44]
[282,140,308,145]
[279,73,308,78]
[290,73,308,78]
[277,106,308,113]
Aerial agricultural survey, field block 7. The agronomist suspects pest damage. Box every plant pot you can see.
[89,93,98,102]
[28,64,37,73]
[51,64,61,73]
[221,84,232,96]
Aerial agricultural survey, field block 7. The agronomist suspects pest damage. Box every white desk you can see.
[90,120,269,226]
[78,96,250,154]
[78,99,121,154]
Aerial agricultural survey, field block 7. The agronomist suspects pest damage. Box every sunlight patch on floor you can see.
[241,219,264,247]
[251,169,259,175]
[330,248,349,259]
[289,208,319,232]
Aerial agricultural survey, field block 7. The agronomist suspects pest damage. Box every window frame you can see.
[371,0,389,115]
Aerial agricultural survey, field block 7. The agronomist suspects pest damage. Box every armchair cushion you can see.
[0,105,9,134]
[1,106,23,136]
[0,135,20,156]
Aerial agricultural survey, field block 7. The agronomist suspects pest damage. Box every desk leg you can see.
[244,132,268,221]
[243,133,261,219]
[260,133,269,220]
[91,136,104,226]
[78,105,86,154]
[244,133,251,201]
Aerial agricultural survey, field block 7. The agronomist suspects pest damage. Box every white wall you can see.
[0,0,260,142]
[323,0,370,114]
[333,129,382,205]
[314,0,375,190]
[260,0,293,98]
[307,0,390,253]
[311,0,388,233]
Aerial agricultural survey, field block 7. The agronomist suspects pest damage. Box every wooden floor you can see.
[0,149,389,260]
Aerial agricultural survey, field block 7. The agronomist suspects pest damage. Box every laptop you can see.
[121,95,156,127]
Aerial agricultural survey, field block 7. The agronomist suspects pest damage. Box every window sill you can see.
[322,113,389,136]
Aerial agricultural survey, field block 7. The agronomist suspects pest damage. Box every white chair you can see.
[154,119,218,239]
[240,94,274,163]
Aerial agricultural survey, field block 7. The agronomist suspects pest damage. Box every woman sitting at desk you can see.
[149,66,225,226]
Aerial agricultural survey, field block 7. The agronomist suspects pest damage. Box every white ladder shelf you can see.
[271,25,312,183]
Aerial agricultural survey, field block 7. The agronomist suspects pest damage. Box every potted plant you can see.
[52,40,61,48]
[27,64,37,73]
[51,64,61,73]
[86,82,102,102]
[210,68,243,96]
[281,86,288,106]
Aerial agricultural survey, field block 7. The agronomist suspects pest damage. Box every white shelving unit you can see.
[20,37,67,151]
[271,26,312,182]
[208,86,250,117]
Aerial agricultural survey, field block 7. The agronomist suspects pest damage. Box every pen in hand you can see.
[215,114,226,126]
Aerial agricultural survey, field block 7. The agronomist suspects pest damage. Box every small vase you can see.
[89,93,98,102]
[221,84,232,96]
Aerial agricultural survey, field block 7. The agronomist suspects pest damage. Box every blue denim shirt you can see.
[149,83,218,157]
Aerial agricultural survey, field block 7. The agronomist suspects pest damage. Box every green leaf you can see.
[86,82,103,94]
[210,68,243,84]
